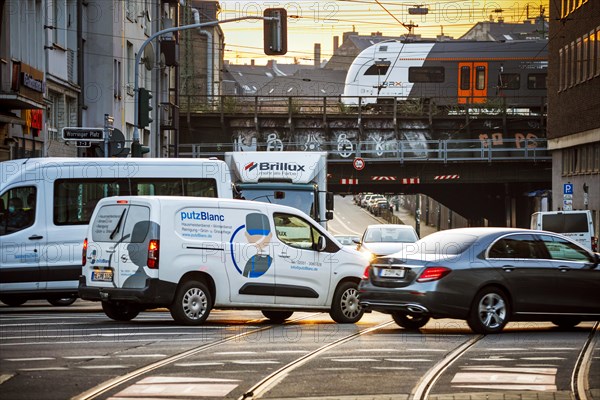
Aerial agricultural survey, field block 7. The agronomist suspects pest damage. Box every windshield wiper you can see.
[109,209,126,240]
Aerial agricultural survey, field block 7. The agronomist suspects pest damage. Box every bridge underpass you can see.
[177,96,550,228]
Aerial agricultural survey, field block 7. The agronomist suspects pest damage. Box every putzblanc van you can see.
[530,210,597,252]
[79,196,368,325]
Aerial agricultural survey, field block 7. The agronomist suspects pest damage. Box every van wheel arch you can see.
[179,271,216,306]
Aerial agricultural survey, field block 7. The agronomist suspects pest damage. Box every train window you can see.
[498,73,520,90]
[460,66,470,90]
[527,73,547,90]
[476,66,486,90]
[379,46,388,52]
[364,61,391,76]
[408,67,445,83]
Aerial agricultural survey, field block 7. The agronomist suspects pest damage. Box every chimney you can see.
[251,59,255,66]
[314,43,321,68]
[333,36,339,52]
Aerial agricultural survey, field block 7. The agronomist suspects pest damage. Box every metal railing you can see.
[177,138,550,163]
[181,94,547,118]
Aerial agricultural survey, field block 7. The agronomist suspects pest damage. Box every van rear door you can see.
[87,201,155,289]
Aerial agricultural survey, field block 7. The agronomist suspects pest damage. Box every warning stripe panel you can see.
[401,178,420,184]
[434,175,460,180]
[340,179,359,184]
[371,176,397,181]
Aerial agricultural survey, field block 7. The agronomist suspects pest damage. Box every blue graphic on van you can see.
[180,210,225,222]
[229,212,273,278]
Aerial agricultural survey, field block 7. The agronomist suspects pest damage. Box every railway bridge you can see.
[175,95,550,227]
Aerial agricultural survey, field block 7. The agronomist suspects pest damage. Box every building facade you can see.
[548,0,600,237]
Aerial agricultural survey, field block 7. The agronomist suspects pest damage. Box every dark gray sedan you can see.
[358,227,600,334]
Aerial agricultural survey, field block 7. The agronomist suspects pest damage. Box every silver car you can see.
[358,227,600,334]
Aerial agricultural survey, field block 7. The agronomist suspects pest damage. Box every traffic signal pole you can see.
[132,15,283,157]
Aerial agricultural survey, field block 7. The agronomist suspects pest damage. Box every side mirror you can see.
[325,210,334,220]
[326,192,334,211]
[352,237,361,244]
[317,236,327,251]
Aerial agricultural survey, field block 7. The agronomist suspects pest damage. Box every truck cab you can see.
[225,151,334,228]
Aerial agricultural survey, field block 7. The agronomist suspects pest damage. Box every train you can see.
[342,39,548,110]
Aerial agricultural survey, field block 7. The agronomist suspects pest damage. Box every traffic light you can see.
[137,87,153,129]
[263,8,287,55]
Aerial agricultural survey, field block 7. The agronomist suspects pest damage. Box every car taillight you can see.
[417,266,451,282]
[592,237,598,252]
[362,265,370,280]
[147,239,159,269]
[82,238,88,267]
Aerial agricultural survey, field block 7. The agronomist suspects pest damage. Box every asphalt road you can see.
[0,304,598,400]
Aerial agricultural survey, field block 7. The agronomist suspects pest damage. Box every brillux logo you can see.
[244,162,305,172]
[244,162,258,172]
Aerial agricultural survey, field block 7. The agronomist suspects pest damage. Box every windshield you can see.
[238,188,316,219]
[364,227,418,243]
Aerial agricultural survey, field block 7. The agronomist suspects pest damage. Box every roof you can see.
[460,19,549,41]
[257,69,347,97]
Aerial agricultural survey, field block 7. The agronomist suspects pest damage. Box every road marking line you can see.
[116,354,167,358]
[386,358,431,362]
[231,360,279,365]
[0,374,14,385]
[331,358,379,362]
[454,384,557,391]
[5,357,55,362]
[78,365,132,369]
[460,366,557,374]
[113,376,238,398]
[452,371,556,385]
[19,367,69,372]
[175,362,225,367]
[63,356,111,359]
[214,351,257,355]
[520,357,565,361]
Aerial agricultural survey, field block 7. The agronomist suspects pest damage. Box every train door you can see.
[458,62,488,104]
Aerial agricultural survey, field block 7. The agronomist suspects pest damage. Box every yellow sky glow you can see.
[218,0,549,65]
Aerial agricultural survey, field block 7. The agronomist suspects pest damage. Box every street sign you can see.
[76,141,91,147]
[353,157,365,171]
[563,183,573,195]
[62,127,104,141]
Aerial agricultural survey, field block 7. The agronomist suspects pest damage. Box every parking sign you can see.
[563,183,573,195]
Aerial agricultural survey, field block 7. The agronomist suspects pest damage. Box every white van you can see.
[530,210,597,252]
[0,158,232,307]
[79,196,368,325]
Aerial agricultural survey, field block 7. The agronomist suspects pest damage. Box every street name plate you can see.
[62,127,104,141]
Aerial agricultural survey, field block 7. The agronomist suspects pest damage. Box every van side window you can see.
[54,179,122,225]
[132,178,217,197]
[274,213,336,252]
[0,186,36,236]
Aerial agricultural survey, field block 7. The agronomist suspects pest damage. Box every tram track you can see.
[573,321,600,400]
[73,313,321,400]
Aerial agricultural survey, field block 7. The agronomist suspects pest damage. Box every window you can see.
[114,59,122,99]
[570,41,576,87]
[576,38,582,84]
[0,187,36,236]
[274,213,324,251]
[408,66,445,83]
[460,66,470,90]
[499,73,520,90]
[596,28,600,77]
[583,34,589,81]
[52,0,67,47]
[53,178,218,225]
[92,204,151,243]
[539,235,594,262]
[488,234,542,259]
[590,30,596,79]
[528,73,547,90]
[364,61,390,76]
[559,48,564,91]
[475,66,486,90]
[127,41,134,95]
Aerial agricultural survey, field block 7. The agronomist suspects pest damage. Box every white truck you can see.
[225,151,334,228]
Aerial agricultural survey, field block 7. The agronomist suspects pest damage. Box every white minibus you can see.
[0,158,232,306]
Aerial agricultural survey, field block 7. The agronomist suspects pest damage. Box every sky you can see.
[217,0,550,65]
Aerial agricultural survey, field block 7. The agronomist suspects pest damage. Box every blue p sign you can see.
[564,183,573,195]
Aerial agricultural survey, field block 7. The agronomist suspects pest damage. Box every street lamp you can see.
[131,11,287,157]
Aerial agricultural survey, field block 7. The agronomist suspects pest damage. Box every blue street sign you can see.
[564,183,573,195]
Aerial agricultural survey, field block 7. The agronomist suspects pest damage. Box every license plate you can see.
[92,269,113,282]
[380,268,405,278]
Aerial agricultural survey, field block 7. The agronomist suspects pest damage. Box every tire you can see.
[47,297,77,307]
[467,287,510,334]
[0,296,28,307]
[102,301,140,321]
[329,281,364,323]
[551,318,581,329]
[261,310,294,323]
[170,280,212,325]
[391,311,430,330]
